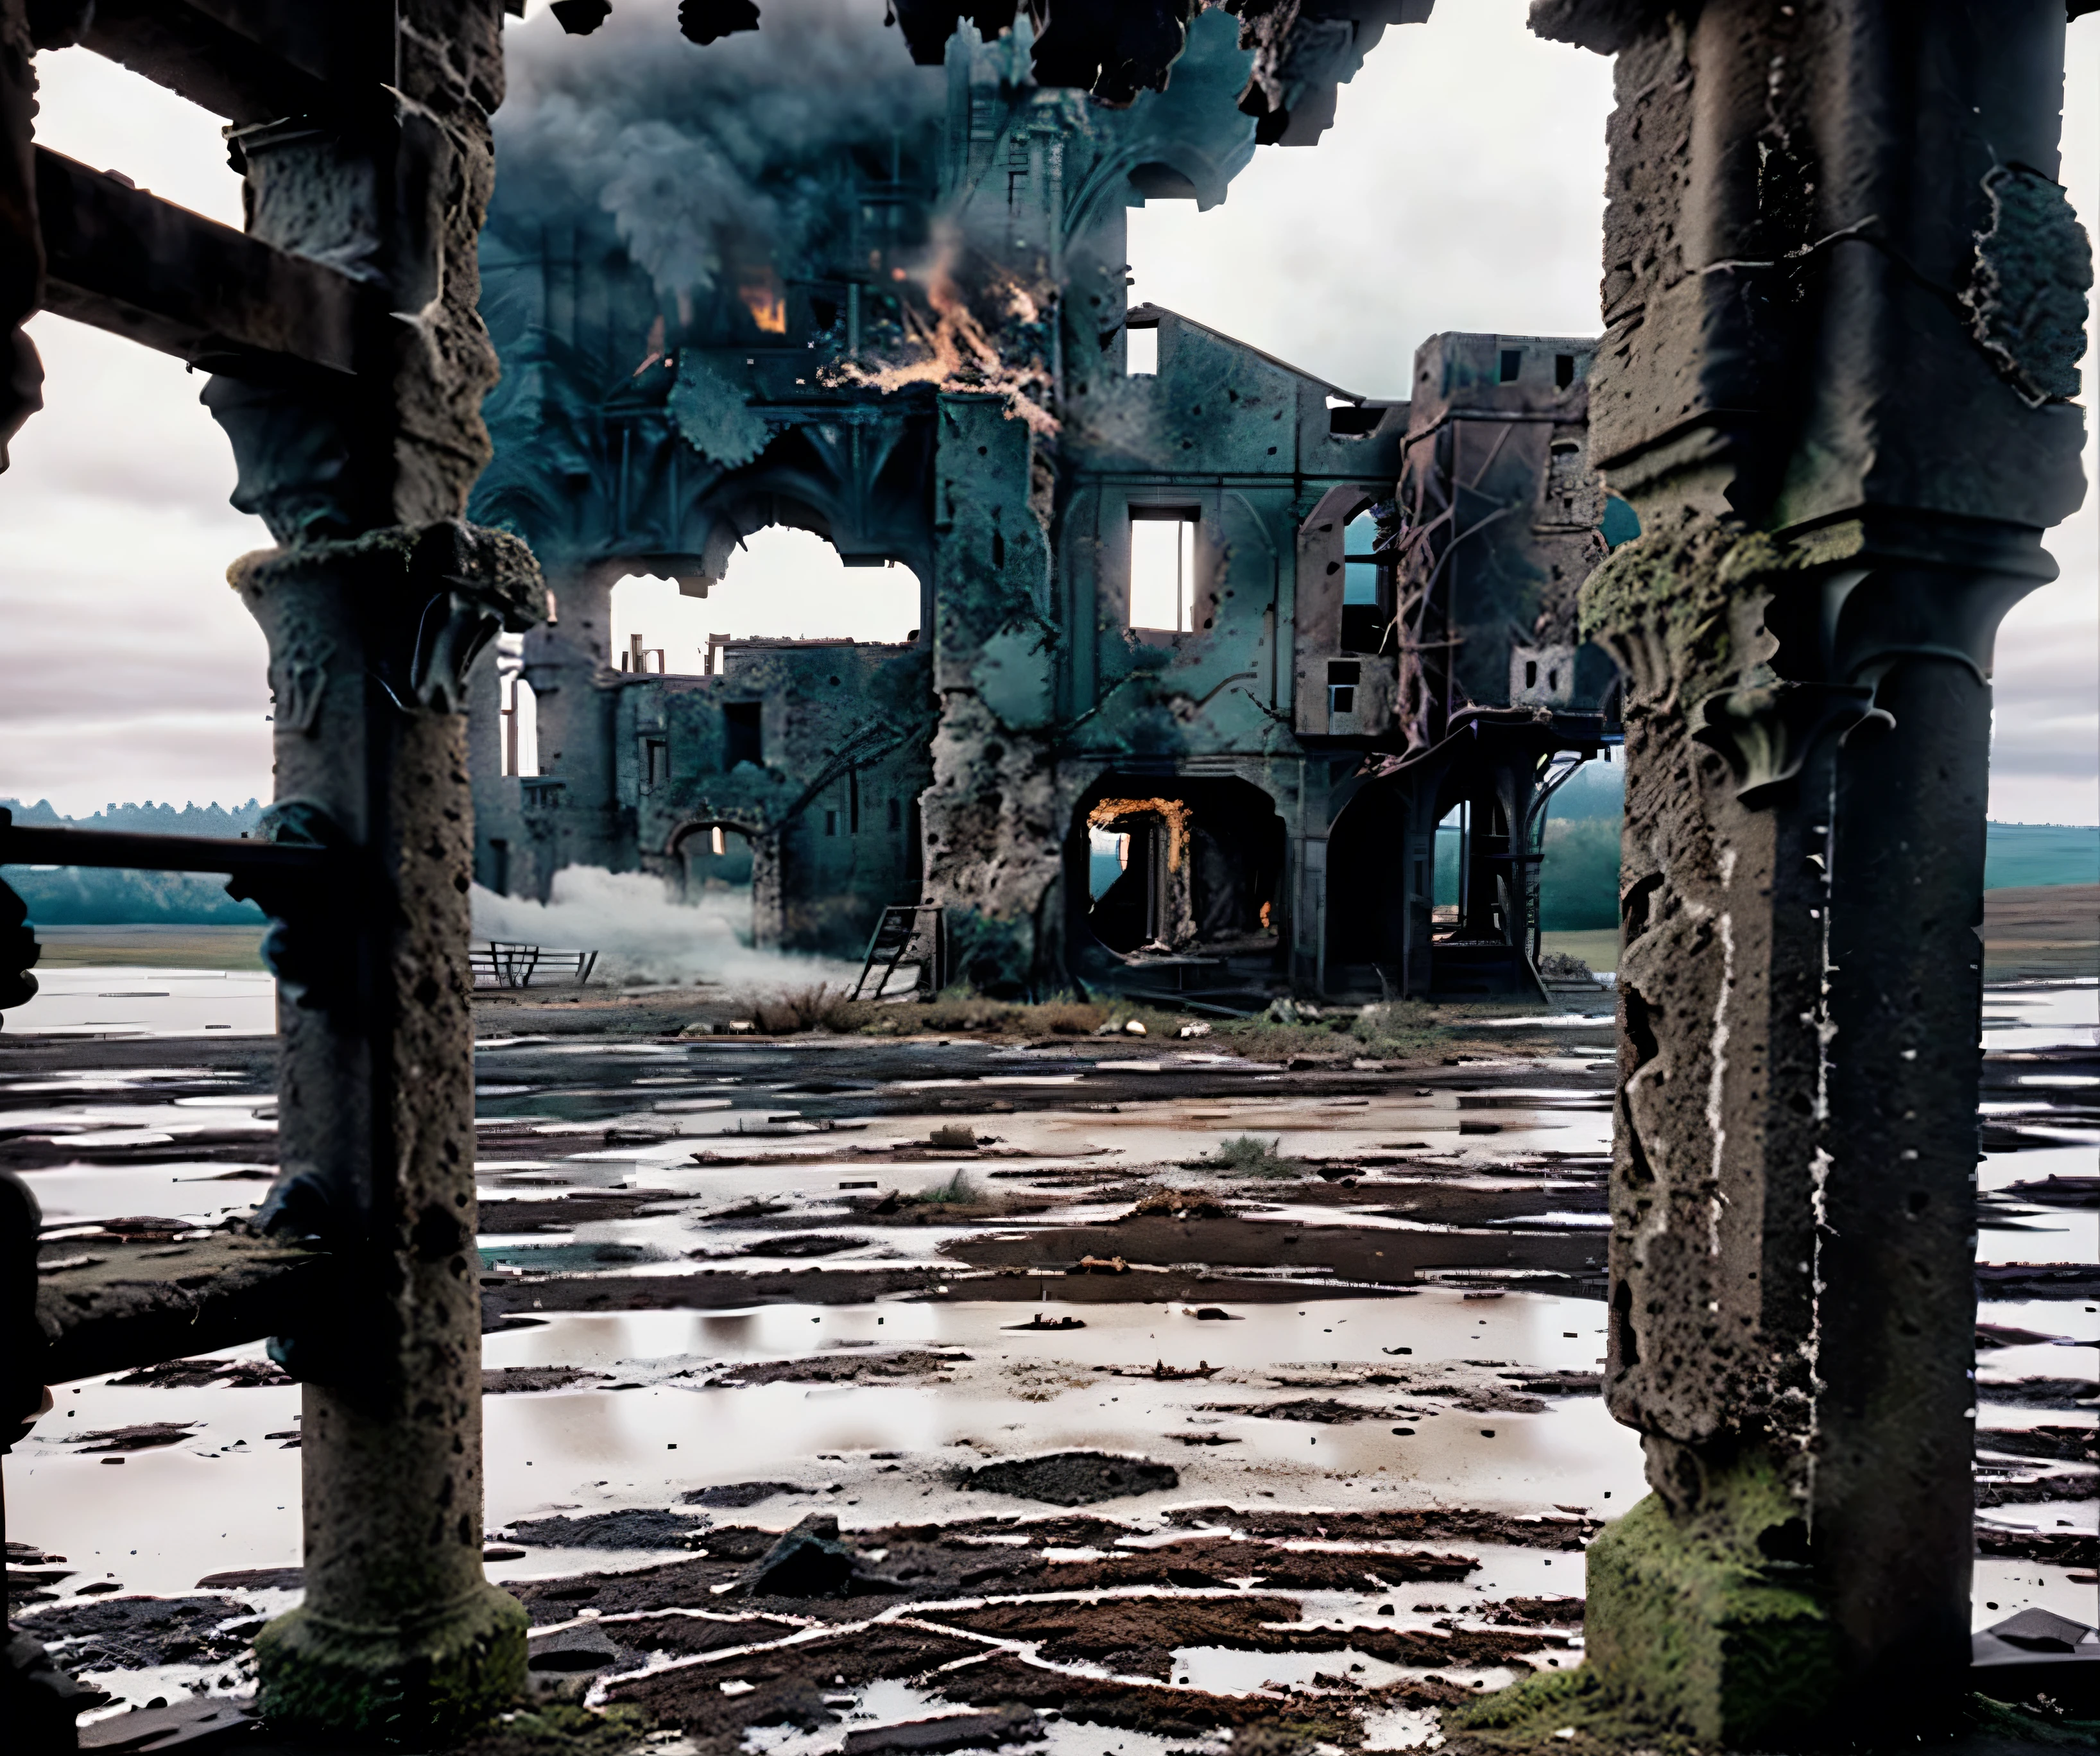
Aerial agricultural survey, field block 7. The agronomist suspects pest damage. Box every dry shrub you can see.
[1120,1184,1234,1221]
[746,983,866,1034]
[1032,1000,1103,1035]
[927,1123,979,1149]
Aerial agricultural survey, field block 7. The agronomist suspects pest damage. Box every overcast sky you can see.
[1,1,2092,822]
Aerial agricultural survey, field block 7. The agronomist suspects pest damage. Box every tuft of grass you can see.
[1201,1135,1305,1180]
[910,1168,981,1205]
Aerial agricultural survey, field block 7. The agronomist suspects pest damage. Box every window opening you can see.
[848,769,861,834]
[1340,511,1391,654]
[723,702,763,768]
[644,737,667,787]
[1499,349,1522,383]
[1327,658,1361,719]
[825,810,838,836]
[1433,805,1465,924]
[1129,510,1196,633]
[497,637,538,777]
[1555,352,1576,389]
[888,797,902,832]
[1126,323,1159,376]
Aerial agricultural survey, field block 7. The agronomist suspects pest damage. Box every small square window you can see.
[1499,349,1522,383]
[1329,684,1357,716]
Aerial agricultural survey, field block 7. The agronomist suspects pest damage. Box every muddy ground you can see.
[6,981,2096,1753]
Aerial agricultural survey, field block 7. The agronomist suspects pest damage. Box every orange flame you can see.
[739,271,788,335]
[822,230,1058,436]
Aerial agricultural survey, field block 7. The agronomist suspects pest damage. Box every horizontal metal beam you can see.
[80,0,392,124]
[0,818,332,880]
[34,147,367,377]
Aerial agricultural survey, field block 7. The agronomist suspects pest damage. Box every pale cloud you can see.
[1,8,2092,820]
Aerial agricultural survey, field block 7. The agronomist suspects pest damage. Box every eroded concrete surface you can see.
[8,983,2094,1747]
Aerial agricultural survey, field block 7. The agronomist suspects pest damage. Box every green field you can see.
[31,924,268,970]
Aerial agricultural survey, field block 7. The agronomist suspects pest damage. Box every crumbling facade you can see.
[3,2,2087,1750]
[469,11,1621,1000]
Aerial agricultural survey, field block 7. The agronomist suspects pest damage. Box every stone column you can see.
[202,3,544,1737]
[1516,1,2088,1744]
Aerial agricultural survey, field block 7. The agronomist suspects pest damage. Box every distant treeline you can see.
[3,786,2092,930]
[1536,761,2097,931]
[1,797,267,925]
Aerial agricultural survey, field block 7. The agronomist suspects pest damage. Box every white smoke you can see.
[470,866,859,989]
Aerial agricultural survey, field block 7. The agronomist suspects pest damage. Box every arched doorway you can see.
[672,820,760,945]
[1071,775,1286,991]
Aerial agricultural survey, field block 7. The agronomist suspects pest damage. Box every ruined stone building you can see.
[467,10,1624,1000]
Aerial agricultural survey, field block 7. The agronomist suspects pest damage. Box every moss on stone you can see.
[254,1581,528,1743]
[1581,1465,1839,1746]
[1577,510,1800,711]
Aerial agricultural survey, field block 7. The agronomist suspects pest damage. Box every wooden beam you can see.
[36,1230,328,1384]
[33,146,368,377]
[80,0,389,123]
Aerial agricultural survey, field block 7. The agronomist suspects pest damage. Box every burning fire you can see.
[823,230,1058,436]
[739,270,788,335]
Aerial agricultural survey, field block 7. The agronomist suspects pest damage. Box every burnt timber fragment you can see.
[470,6,1615,1004]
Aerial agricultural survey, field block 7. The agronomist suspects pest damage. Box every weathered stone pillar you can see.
[1517,1,2088,1743]
[202,3,543,1738]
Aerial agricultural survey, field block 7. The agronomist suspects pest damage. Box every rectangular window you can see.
[723,702,762,768]
[888,797,902,832]
[643,737,667,787]
[1128,510,1196,632]
[1126,322,1158,375]
[825,810,838,836]
[1499,348,1522,383]
[1329,658,1361,719]
[1555,352,1576,389]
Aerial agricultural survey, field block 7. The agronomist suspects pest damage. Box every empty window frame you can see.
[1126,321,1159,375]
[723,702,763,768]
[1128,508,1197,633]
[643,737,667,787]
[1499,348,1522,383]
[1340,511,1391,654]
[1328,658,1361,718]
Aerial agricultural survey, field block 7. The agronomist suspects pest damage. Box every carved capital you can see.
[1690,681,1889,804]
[234,521,547,716]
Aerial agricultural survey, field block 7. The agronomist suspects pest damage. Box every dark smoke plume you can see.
[497,0,945,305]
